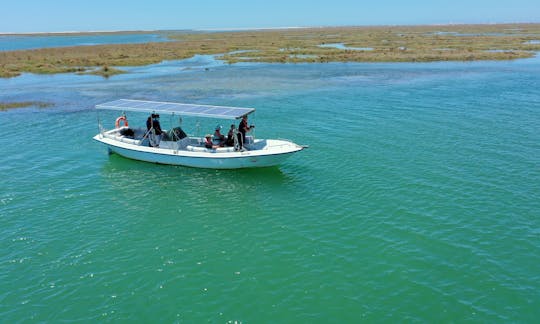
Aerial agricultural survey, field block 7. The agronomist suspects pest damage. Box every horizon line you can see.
[1,21,539,35]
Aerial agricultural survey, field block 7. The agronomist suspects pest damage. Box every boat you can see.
[93,99,306,169]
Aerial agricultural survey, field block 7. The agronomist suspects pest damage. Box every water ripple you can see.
[1,58,540,322]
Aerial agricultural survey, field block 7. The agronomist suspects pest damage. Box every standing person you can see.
[146,113,163,147]
[146,116,152,131]
[146,113,162,135]
[238,115,254,150]
[152,114,163,135]
[226,124,236,147]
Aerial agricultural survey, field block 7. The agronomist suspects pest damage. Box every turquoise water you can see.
[1,54,539,322]
[0,33,169,51]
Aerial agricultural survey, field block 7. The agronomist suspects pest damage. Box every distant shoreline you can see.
[1,23,539,78]
[0,27,309,36]
[1,22,539,35]
[0,30,171,36]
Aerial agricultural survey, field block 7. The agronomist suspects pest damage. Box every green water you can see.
[1,56,539,322]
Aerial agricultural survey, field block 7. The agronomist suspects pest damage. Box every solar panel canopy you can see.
[96,99,255,120]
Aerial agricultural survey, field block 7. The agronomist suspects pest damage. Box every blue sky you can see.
[1,0,539,33]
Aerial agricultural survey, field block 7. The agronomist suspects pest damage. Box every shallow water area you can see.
[0,33,170,51]
[319,42,374,51]
[1,52,539,322]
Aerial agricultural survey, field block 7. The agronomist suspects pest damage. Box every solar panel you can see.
[96,99,255,120]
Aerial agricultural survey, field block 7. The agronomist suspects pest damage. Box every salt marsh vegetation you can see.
[0,101,53,111]
[1,23,539,78]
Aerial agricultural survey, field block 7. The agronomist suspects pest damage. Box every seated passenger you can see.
[213,125,226,147]
[204,134,215,149]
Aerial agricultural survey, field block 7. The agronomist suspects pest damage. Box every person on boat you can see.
[146,114,163,135]
[213,125,226,147]
[226,124,236,147]
[146,113,164,147]
[204,134,217,149]
[238,115,254,149]
[153,114,163,135]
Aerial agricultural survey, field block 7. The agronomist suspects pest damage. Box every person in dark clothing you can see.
[153,114,163,135]
[226,124,236,147]
[146,117,152,131]
[147,114,163,147]
[146,114,162,134]
[237,115,254,149]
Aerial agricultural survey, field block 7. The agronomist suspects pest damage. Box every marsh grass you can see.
[0,101,54,111]
[1,23,539,78]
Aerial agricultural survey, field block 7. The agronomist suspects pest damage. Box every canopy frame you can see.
[96,99,255,120]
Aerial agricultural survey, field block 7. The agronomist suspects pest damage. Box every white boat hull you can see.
[93,133,303,169]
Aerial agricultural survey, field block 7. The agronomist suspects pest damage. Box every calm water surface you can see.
[0,33,170,51]
[1,54,539,322]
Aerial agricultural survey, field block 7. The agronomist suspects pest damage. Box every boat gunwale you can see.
[93,134,304,160]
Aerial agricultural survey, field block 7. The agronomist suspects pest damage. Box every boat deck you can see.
[102,127,257,153]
